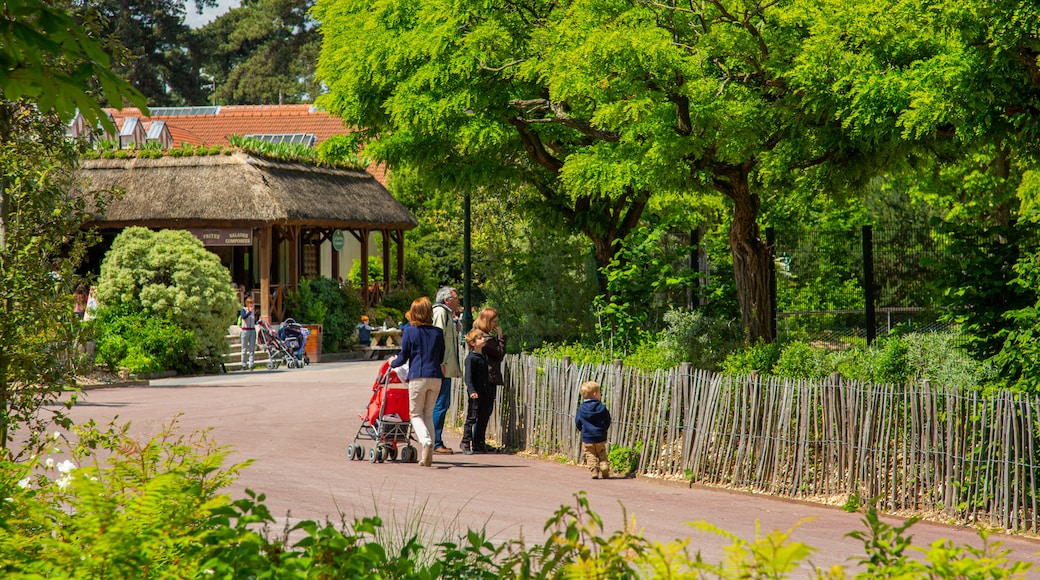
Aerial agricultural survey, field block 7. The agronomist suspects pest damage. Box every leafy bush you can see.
[89,304,197,374]
[94,228,237,372]
[722,340,782,376]
[772,341,830,379]
[657,309,743,371]
[594,223,697,347]
[608,444,642,477]
[286,277,363,352]
[380,283,427,319]
[348,256,385,287]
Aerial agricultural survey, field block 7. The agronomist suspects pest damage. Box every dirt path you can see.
[65,360,1040,573]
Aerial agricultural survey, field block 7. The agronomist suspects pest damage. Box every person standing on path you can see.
[390,296,445,467]
[432,286,462,454]
[575,381,612,479]
[473,307,506,452]
[239,296,257,371]
[460,328,490,455]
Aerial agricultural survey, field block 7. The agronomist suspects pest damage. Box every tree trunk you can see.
[719,169,772,344]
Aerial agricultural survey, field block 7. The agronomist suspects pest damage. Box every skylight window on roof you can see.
[149,106,221,116]
[244,134,317,146]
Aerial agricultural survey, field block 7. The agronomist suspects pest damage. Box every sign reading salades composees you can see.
[188,229,253,246]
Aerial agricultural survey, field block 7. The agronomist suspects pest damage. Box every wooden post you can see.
[382,229,391,293]
[360,229,370,307]
[259,226,272,323]
[395,229,406,286]
[287,225,300,294]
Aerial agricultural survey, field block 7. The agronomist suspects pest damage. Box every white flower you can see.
[52,431,62,441]
[17,478,30,489]
[57,460,76,474]
[56,475,72,491]
[45,457,55,468]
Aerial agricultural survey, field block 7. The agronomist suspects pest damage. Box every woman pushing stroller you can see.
[389,297,444,467]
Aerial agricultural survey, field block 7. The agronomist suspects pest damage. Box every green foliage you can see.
[0,0,147,132]
[347,256,384,286]
[285,278,362,352]
[719,332,994,388]
[89,304,197,374]
[608,444,641,477]
[0,418,247,578]
[0,104,100,458]
[722,341,783,377]
[987,247,1040,392]
[594,223,697,348]
[657,309,743,372]
[931,221,1040,361]
[95,227,238,372]
[195,0,321,106]
[227,134,365,170]
[75,0,212,106]
[772,341,830,380]
[847,506,1032,579]
[0,425,1033,579]
[379,284,427,322]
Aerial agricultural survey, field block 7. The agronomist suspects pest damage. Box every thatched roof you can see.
[77,152,417,230]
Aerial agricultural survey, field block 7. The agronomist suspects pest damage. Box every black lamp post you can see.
[461,189,473,333]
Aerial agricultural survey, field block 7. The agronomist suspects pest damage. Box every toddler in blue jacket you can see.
[575,381,612,479]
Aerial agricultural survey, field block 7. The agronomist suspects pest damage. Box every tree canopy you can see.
[196,0,322,104]
[77,0,215,106]
[315,0,923,342]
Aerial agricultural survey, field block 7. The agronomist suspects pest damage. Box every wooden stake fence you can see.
[446,354,1040,533]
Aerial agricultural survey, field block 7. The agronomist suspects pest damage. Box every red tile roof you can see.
[104,104,389,186]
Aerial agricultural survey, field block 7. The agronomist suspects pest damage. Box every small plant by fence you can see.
[454,354,1040,533]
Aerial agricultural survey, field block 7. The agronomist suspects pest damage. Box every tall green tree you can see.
[196,0,322,104]
[0,1,144,457]
[314,0,913,343]
[79,0,215,106]
[0,103,101,458]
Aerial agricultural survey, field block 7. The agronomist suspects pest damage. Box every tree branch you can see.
[509,98,621,142]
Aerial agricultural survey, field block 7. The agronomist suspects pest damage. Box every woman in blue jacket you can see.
[390,296,445,467]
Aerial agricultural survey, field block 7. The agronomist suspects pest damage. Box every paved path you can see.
[66,361,1040,573]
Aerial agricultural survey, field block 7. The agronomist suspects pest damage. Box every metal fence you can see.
[451,355,1040,533]
[770,225,953,347]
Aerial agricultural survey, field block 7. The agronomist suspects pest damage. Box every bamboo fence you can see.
[446,354,1040,533]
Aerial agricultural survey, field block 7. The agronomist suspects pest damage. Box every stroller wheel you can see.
[347,444,356,460]
[266,360,277,370]
[353,444,364,460]
[399,446,415,463]
[368,447,377,462]
[387,446,398,462]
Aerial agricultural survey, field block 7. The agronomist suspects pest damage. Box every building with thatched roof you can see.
[79,152,417,321]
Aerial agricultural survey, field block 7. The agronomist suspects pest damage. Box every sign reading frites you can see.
[188,229,253,246]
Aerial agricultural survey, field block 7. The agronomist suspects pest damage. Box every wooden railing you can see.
[444,355,1040,533]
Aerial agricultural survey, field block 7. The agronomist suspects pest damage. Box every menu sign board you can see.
[188,228,253,246]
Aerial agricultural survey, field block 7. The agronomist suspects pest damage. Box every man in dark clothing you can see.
[575,381,612,479]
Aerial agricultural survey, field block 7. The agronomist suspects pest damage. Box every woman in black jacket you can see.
[472,307,506,452]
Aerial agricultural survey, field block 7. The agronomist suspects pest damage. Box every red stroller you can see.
[346,359,418,463]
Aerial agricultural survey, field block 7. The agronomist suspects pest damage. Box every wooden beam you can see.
[395,229,406,286]
[382,229,392,293]
[360,230,370,307]
[259,226,272,323]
